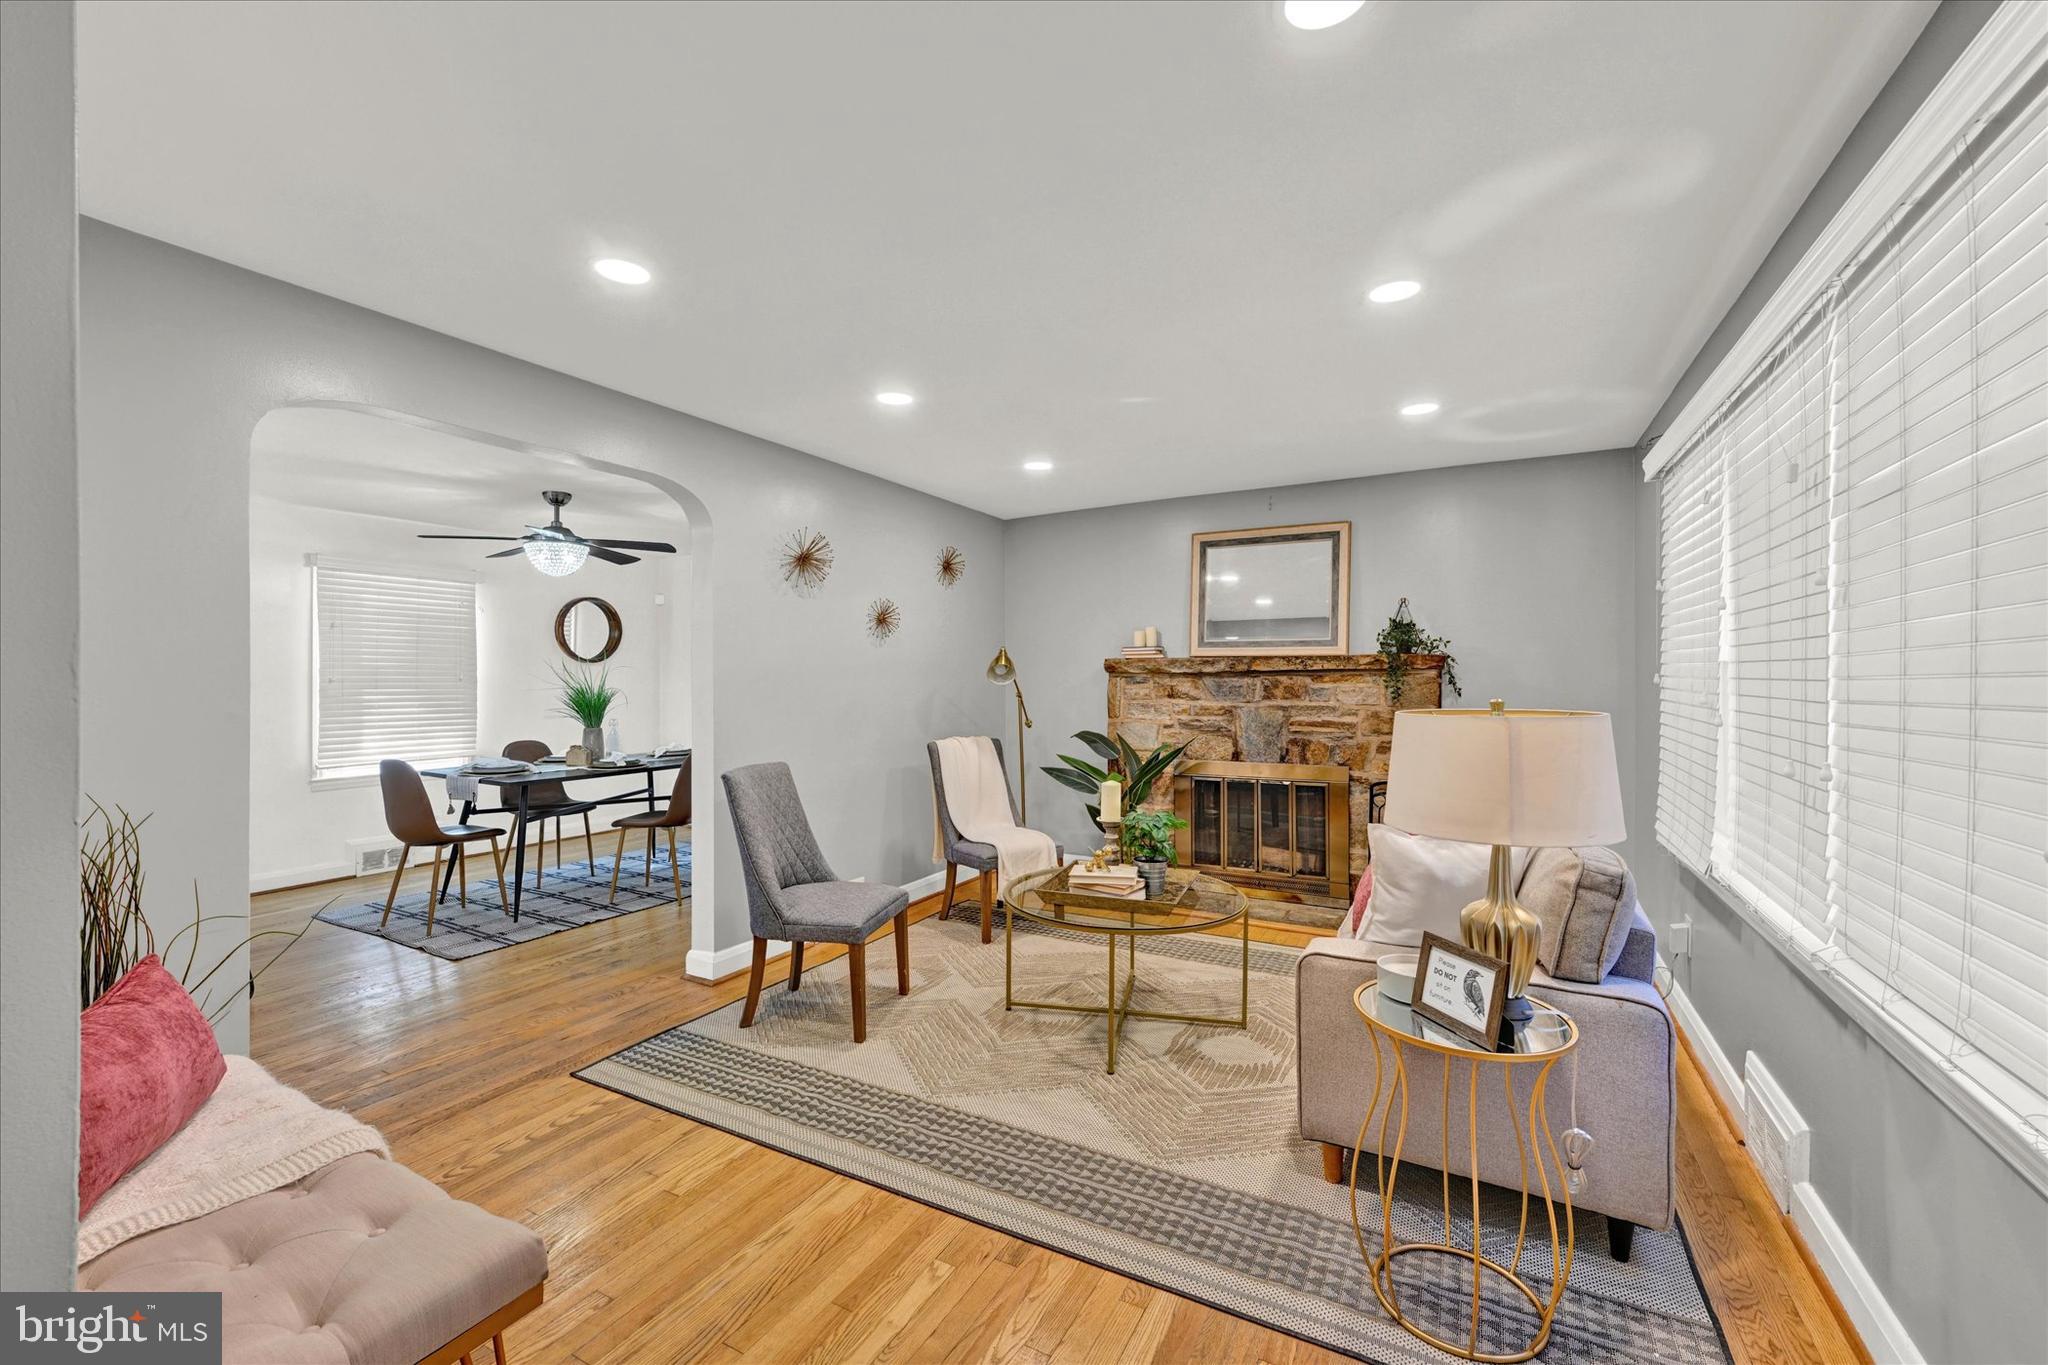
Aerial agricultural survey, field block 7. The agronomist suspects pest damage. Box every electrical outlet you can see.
[1667,915,1692,957]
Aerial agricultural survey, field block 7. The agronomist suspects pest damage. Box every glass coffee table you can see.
[1004,865,1249,1075]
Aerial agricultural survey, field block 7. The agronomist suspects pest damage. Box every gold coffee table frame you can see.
[1003,865,1249,1075]
[1349,981,1578,1364]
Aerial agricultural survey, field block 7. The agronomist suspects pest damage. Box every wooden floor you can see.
[250,857,1867,1365]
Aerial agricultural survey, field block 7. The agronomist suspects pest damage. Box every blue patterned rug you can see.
[316,845,690,960]
[578,905,1730,1364]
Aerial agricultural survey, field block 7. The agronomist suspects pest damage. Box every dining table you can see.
[420,752,690,920]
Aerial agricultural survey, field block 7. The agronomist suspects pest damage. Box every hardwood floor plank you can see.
[249,863,1861,1364]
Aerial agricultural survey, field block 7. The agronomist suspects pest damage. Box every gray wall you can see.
[77,221,1008,1034]
[1631,4,2045,1362]
[1002,448,1641,860]
[0,0,82,1291]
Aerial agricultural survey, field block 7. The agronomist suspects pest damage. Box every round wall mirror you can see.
[556,596,623,663]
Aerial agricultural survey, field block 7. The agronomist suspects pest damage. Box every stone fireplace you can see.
[1104,653,1446,927]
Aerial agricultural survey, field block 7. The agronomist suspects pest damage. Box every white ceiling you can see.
[81,0,1933,518]
[250,406,690,549]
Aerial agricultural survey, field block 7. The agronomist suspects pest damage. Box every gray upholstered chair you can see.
[926,737,1061,944]
[722,762,911,1043]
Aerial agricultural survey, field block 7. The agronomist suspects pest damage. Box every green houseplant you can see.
[1041,731,1190,825]
[1376,597,1462,704]
[552,661,621,755]
[1120,809,1188,897]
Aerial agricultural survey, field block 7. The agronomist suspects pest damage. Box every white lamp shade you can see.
[1383,708,1626,848]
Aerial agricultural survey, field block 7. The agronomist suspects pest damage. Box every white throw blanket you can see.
[78,1055,389,1264]
[932,735,1058,895]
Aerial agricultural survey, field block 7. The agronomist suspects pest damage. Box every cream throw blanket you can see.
[932,736,1058,896]
[78,1055,389,1264]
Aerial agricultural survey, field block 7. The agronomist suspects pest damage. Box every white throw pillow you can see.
[1355,824,1532,953]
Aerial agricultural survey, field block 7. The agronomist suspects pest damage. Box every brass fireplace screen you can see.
[1172,760,1351,905]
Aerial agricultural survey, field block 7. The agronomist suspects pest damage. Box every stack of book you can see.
[1069,864,1145,898]
[1120,645,1167,659]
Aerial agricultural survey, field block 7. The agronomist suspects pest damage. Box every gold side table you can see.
[1003,864,1249,1075]
[1348,981,1578,1364]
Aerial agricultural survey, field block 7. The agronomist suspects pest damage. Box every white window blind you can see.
[1653,68,2048,1175]
[313,560,479,778]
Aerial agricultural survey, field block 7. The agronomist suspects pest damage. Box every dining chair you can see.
[607,755,692,908]
[499,739,598,886]
[722,762,910,1044]
[378,760,510,935]
[927,737,1062,944]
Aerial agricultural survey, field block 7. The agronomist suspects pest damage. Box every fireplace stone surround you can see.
[1104,653,1446,928]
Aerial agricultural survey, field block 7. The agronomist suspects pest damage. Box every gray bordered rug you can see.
[315,845,689,960]
[577,906,1730,1363]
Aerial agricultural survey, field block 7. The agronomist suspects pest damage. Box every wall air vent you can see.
[1742,1052,1811,1213]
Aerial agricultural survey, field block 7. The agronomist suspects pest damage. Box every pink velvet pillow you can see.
[78,955,226,1215]
[1344,863,1374,937]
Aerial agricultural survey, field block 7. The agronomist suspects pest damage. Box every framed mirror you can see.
[555,596,623,663]
[1189,522,1350,656]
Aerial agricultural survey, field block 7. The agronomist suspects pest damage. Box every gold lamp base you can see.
[1460,842,1540,1024]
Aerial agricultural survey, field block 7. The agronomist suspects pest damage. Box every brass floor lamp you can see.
[986,647,1032,823]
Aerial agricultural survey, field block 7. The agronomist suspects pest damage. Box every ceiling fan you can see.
[418,490,677,577]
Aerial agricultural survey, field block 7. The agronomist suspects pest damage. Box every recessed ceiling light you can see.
[1401,401,1441,417]
[1368,279,1422,304]
[1022,458,1054,472]
[1218,573,1241,585]
[592,258,652,285]
[1283,0,1367,30]
[874,391,915,407]
[1254,596,1275,607]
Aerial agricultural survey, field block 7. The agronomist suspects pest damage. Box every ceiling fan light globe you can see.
[524,540,590,577]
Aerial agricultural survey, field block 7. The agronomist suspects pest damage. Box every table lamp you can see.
[1383,700,1625,1023]
[986,646,1032,823]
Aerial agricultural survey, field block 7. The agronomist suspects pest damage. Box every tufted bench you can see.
[80,1152,547,1364]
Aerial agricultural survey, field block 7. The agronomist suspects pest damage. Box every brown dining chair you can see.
[378,760,510,935]
[500,739,598,886]
[607,756,692,908]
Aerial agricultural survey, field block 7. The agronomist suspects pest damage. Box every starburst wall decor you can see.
[936,545,965,587]
[866,597,902,642]
[777,527,834,596]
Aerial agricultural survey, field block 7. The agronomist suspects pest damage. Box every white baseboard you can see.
[901,870,948,901]
[1667,962,1924,1363]
[250,861,353,894]
[1662,961,1744,1137]
[1791,1182,1924,1364]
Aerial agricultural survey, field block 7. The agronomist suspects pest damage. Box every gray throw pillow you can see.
[1518,845,1638,984]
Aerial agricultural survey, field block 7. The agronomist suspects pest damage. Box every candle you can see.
[1098,777,1123,823]
[1145,626,1161,648]
[1133,629,1146,647]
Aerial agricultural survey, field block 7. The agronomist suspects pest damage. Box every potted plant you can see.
[552,662,621,758]
[1376,597,1461,704]
[1041,731,1190,824]
[1120,809,1187,897]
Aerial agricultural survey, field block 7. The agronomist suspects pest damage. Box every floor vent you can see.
[1742,1052,1810,1213]
[348,837,407,877]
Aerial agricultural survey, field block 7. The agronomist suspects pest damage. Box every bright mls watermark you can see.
[4,1294,220,1363]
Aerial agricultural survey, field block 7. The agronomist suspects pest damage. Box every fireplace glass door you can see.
[1175,761,1349,903]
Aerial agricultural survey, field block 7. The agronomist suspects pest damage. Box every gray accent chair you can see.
[926,737,1060,944]
[1295,906,1675,1262]
[723,761,911,1043]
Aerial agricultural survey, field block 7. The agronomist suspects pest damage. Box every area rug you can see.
[577,906,1730,1364]
[315,845,690,960]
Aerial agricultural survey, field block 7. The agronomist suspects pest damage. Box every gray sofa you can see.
[1295,904,1675,1260]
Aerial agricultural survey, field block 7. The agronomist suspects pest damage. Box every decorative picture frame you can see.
[1411,931,1508,1050]
[1188,521,1350,656]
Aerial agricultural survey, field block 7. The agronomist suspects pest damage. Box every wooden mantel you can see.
[1103,653,1446,927]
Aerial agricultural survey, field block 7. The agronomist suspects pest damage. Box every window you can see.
[312,559,479,780]
[1653,59,2046,1177]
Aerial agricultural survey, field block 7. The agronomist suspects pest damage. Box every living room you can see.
[4,2,2042,1363]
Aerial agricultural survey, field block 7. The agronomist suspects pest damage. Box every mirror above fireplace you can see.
[1189,522,1350,656]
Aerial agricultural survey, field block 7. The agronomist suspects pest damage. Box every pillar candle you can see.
[1133,629,1146,647]
[1098,778,1123,823]
[1145,626,1161,648]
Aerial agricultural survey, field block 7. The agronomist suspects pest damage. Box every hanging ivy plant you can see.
[1377,597,1461,704]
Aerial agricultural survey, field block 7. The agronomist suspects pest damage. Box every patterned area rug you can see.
[578,906,1730,1363]
[316,845,689,960]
